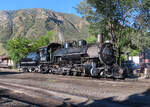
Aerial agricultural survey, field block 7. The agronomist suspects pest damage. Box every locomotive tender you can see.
[20,40,124,78]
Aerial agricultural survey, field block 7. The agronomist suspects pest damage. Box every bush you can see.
[86,35,97,43]
[4,37,31,63]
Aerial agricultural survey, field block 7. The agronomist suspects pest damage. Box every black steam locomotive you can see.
[20,40,124,78]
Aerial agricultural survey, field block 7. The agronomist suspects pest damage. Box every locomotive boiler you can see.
[20,40,124,78]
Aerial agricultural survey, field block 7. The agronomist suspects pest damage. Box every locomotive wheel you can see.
[58,71,63,75]
[76,72,81,76]
[22,68,29,72]
[66,72,70,76]
[81,68,86,77]
[112,65,124,79]
[62,72,67,75]
[73,72,78,76]
[69,71,73,76]
[81,72,87,77]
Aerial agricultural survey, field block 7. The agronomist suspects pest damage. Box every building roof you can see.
[0,56,10,60]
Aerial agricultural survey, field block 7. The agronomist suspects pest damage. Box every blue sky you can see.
[0,0,82,15]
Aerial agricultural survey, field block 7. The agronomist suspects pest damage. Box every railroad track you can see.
[0,71,149,107]
[0,80,131,107]
[23,70,140,82]
[0,80,110,107]
[0,81,76,107]
[42,72,139,83]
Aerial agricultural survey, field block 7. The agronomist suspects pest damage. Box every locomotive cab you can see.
[38,43,62,62]
[38,47,47,62]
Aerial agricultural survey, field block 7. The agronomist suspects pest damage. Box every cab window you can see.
[39,48,47,61]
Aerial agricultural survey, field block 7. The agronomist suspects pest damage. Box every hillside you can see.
[0,8,90,55]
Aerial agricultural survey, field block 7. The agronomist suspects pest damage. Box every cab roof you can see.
[38,43,62,50]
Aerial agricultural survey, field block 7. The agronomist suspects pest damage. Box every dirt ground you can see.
[0,68,150,107]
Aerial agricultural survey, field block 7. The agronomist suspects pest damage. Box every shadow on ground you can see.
[0,88,150,107]
[0,71,22,75]
[80,88,150,107]
[59,88,150,107]
[0,89,13,105]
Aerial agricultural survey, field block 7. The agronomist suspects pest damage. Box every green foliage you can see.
[130,49,139,56]
[76,0,150,64]
[74,0,92,20]
[86,35,97,43]
[4,37,31,63]
[129,31,150,51]
[32,31,55,51]
[4,31,55,63]
[0,43,7,56]
[134,0,150,31]
[120,54,126,62]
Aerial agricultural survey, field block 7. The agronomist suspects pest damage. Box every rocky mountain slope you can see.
[0,8,89,55]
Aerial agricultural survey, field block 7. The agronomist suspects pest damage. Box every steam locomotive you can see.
[20,40,124,78]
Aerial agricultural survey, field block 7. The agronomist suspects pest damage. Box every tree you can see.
[86,35,97,43]
[4,37,31,63]
[74,0,92,20]
[134,0,150,31]
[32,31,56,51]
[75,0,150,64]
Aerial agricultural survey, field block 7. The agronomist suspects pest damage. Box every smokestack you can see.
[97,34,103,44]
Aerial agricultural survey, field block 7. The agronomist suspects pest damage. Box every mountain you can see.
[0,8,90,55]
